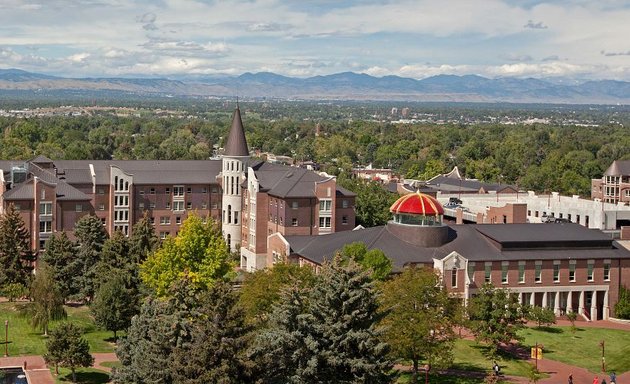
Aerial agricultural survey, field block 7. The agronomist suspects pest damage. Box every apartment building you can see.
[592,160,630,204]
[0,108,355,271]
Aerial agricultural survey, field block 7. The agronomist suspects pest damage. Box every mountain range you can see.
[0,68,629,104]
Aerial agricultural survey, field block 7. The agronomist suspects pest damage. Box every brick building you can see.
[268,192,630,320]
[0,108,355,271]
[592,160,630,204]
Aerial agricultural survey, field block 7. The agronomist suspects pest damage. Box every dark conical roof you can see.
[224,107,249,157]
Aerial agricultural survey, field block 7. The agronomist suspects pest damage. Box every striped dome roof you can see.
[390,192,444,216]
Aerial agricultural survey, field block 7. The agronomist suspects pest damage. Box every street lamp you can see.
[4,320,8,357]
[600,340,605,373]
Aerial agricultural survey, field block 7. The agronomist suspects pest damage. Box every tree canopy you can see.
[140,214,235,297]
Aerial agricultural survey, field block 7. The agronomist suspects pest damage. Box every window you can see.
[569,263,576,282]
[160,216,171,225]
[98,187,105,195]
[101,218,106,226]
[150,202,156,209]
[166,202,171,209]
[518,263,525,283]
[187,187,192,194]
[13,204,21,211]
[165,187,171,194]
[160,231,169,239]
[138,202,145,209]
[292,201,298,209]
[587,261,594,281]
[40,202,52,215]
[187,202,193,210]
[211,187,218,193]
[484,263,492,283]
[342,199,349,208]
[39,220,52,233]
[173,186,184,197]
[202,187,207,194]
[234,211,239,225]
[535,263,542,283]
[279,217,283,226]
[99,203,105,211]
[202,202,208,209]
[319,199,332,211]
[176,216,182,225]
[173,201,184,211]
[319,217,331,228]
[139,189,145,195]
[604,261,611,281]
[501,263,508,284]
[150,188,155,194]
[211,202,218,209]
[150,217,155,225]
[292,218,298,226]
[342,215,348,225]
[75,204,82,212]
[451,267,458,288]
[553,263,560,282]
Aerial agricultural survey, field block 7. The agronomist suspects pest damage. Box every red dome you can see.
[390,192,444,216]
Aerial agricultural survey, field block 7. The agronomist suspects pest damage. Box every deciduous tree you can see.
[91,274,138,339]
[140,214,234,297]
[380,267,457,382]
[26,263,66,336]
[44,322,94,382]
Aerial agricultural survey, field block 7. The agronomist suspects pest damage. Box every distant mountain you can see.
[0,68,628,104]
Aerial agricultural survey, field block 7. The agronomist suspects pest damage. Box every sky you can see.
[1,0,629,80]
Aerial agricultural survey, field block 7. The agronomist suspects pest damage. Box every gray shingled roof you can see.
[224,107,249,157]
[604,160,630,177]
[252,161,355,198]
[52,160,222,185]
[427,176,515,193]
[285,222,630,270]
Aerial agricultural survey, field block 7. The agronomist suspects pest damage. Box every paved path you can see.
[93,352,118,372]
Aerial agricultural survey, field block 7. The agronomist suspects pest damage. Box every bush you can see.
[527,306,556,328]
[2,283,27,302]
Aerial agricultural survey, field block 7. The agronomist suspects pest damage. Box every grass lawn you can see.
[519,326,630,374]
[51,367,110,384]
[0,301,117,356]
[395,338,535,383]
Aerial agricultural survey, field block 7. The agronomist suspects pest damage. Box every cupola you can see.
[390,192,444,226]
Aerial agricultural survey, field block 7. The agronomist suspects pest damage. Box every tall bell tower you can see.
[221,106,249,252]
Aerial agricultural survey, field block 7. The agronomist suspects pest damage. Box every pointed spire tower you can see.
[222,106,249,252]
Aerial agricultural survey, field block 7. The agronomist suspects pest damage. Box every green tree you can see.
[566,311,578,335]
[339,242,392,281]
[44,322,94,382]
[74,215,108,302]
[380,267,457,382]
[251,256,392,383]
[129,212,159,264]
[527,306,556,328]
[467,283,527,357]
[140,214,234,297]
[615,286,630,319]
[239,262,316,327]
[91,274,138,339]
[338,177,398,227]
[41,232,79,301]
[114,280,198,384]
[171,282,252,383]
[26,264,67,336]
[0,204,36,288]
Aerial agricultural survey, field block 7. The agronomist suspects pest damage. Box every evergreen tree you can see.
[91,274,138,339]
[113,280,198,384]
[0,203,35,288]
[380,267,457,382]
[44,322,94,382]
[171,282,252,383]
[239,262,316,327]
[40,232,79,301]
[26,263,67,336]
[140,214,234,297]
[73,215,108,302]
[252,256,392,383]
[467,283,528,356]
[129,212,159,264]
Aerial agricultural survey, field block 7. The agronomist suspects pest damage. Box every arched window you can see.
[114,176,118,191]
[125,181,129,191]
[451,267,458,288]
[227,234,231,250]
[228,205,232,224]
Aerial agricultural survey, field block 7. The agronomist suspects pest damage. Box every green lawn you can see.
[0,302,117,356]
[519,326,630,374]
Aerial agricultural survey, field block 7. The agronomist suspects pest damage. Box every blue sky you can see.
[1,0,629,80]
